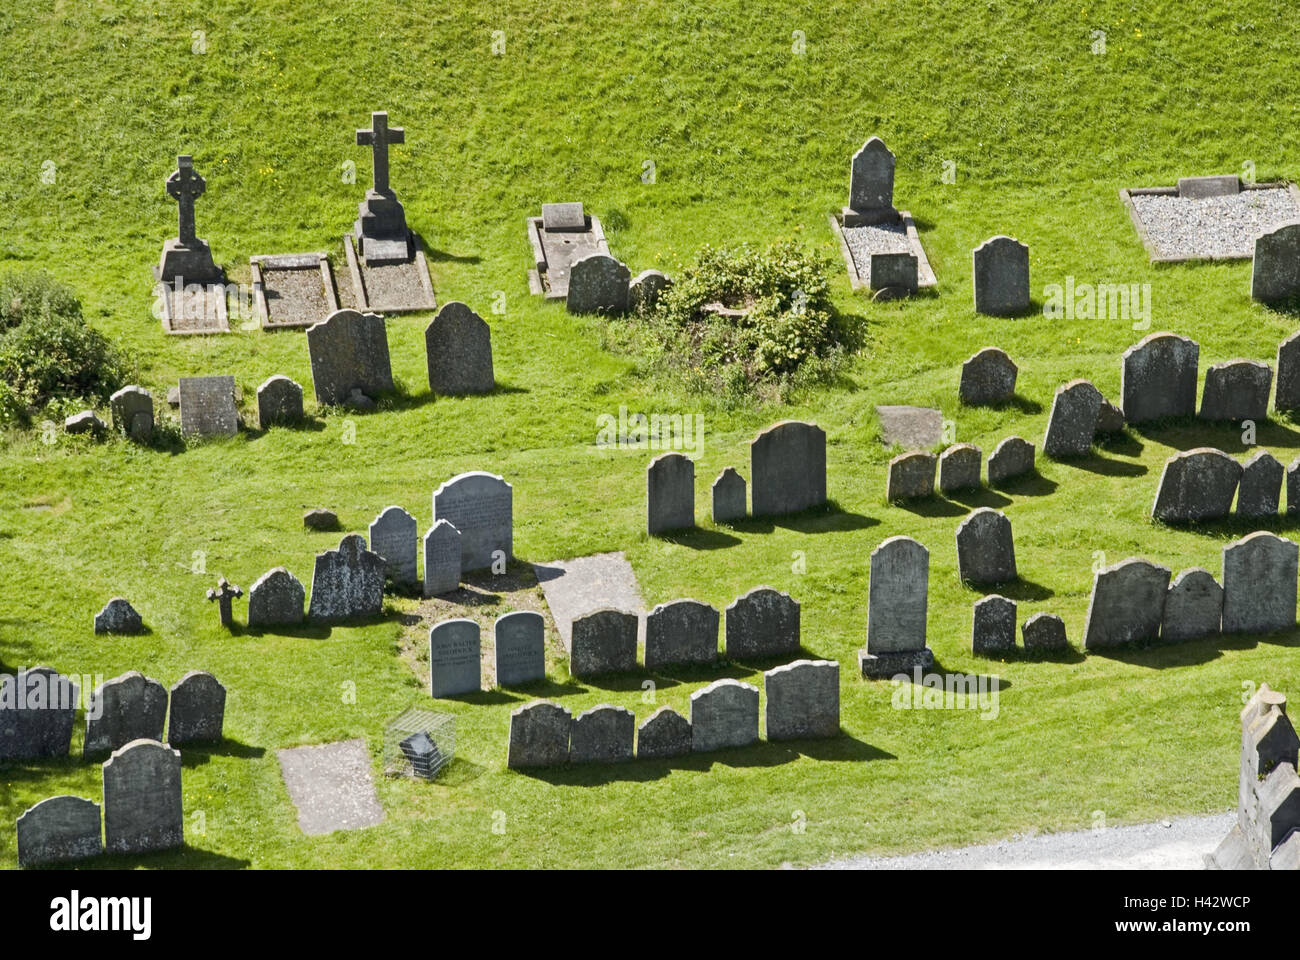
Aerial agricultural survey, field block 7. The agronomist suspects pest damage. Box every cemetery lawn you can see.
[4,0,1300,869]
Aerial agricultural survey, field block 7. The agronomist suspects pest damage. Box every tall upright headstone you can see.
[843,137,896,225]
[1276,330,1300,412]
[954,508,1017,585]
[247,567,305,627]
[959,347,1018,405]
[84,672,167,757]
[178,376,239,438]
[507,700,571,768]
[353,111,411,265]
[569,608,638,678]
[566,254,630,314]
[167,671,226,745]
[1199,360,1273,422]
[750,421,827,517]
[647,452,695,535]
[724,587,799,659]
[429,619,482,697]
[422,519,462,596]
[1152,448,1242,522]
[0,667,78,761]
[1121,332,1199,422]
[1043,379,1102,458]
[712,467,747,523]
[645,599,719,669]
[425,301,494,395]
[256,374,304,429]
[102,739,184,854]
[305,309,394,405]
[431,472,512,572]
[690,679,760,752]
[1162,568,1223,642]
[861,536,933,676]
[764,660,840,740]
[972,236,1030,315]
[369,506,419,588]
[494,611,546,686]
[1238,450,1284,518]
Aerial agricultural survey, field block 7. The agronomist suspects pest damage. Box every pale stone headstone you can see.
[955,508,1016,585]
[690,679,759,752]
[256,374,304,429]
[507,700,571,768]
[724,587,799,659]
[861,536,933,676]
[494,610,546,686]
[938,444,982,494]
[94,597,143,634]
[1199,359,1272,422]
[167,671,226,745]
[1121,332,1199,422]
[305,308,394,405]
[764,659,839,740]
[1043,379,1102,458]
[0,667,77,760]
[886,451,936,502]
[1022,613,1069,651]
[566,253,631,314]
[846,136,895,220]
[1178,175,1239,198]
[1082,558,1171,649]
[425,301,494,395]
[102,739,183,854]
[422,519,462,596]
[307,534,385,622]
[1152,448,1242,522]
[369,505,419,588]
[1238,450,1283,518]
[987,437,1035,486]
[972,595,1017,655]
[431,472,512,572]
[1251,222,1300,303]
[645,599,719,669]
[629,269,672,313]
[712,467,747,523]
[749,420,827,517]
[16,796,102,867]
[1276,330,1300,411]
[647,452,695,535]
[1162,568,1223,642]
[247,567,305,627]
[959,347,1018,405]
[65,410,106,435]
[429,618,481,697]
[1222,532,1298,634]
[178,375,238,438]
[109,385,154,443]
[571,705,635,763]
[542,201,586,231]
[636,706,692,759]
[972,236,1030,315]
[569,608,638,678]
[84,672,167,756]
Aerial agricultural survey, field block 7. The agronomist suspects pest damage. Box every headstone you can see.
[494,610,546,686]
[1238,450,1284,518]
[971,595,1017,655]
[206,577,242,629]
[570,705,635,763]
[636,706,692,759]
[938,444,982,494]
[1251,222,1300,303]
[542,202,586,231]
[93,597,143,635]
[303,508,339,531]
[431,472,512,572]
[422,519,462,596]
[507,700,571,768]
[1043,379,1102,458]
[1276,330,1300,411]
[1022,613,1069,651]
[369,506,419,588]
[428,619,481,697]
[1121,332,1199,422]
[1152,448,1242,522]
[845,136,895,222]
[16,796,102,867]
[645,599,719,669]
[1096,399,1125,435]
[724,587,799,660]
[305,309,394,405]
[0,667,77,761]
[353,111,411,264]
[987,437,1035,486]
[157,154,222,283]
[764,660,840,740]
[1222,532,1298,634]
[749,421,827,517]
[955,508,1017,584]
[109,386,153,442]
[425,301,494,395]
[1199,359,1272,422]
[65,410,106,435]
[629,269,672,312]
[972,236,1030,315]
[178,375,238,438]
[647,452,695,535]
[869,253,918,293]
[566,253,631,314]
[877,405,943,448]
[247,567,305,627]
[102,739,183,854]
[861,536,934,676]
[690,679,759,752]
[1081,558,1171,649]
[1161,568,1223,642]
[712,467,747,523]
[959,347,1018,405]
[307,534,385,622]
[166,671,226,745]
[532,551,644,649]
[84,672,168,756]
[1179,175,1240,198]
[886,451,936,502]
[569,608,638,678]
[256,375,304,429]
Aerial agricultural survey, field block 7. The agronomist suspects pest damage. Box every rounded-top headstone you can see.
[167,670,227,745]
[749,420,827,517]
[431,471,512,573]
[972,236,1030,316]
[1081,557,1172,649]
[629,269,672,313]
[566,254,631,315]
[257,374,304,429]
[1120,332,1199,422]
[1151,447,1242,522]
[1198,359,1272,422]
[959,347,1018,405]
[955,508,1016,585]
[93,597,143,635]
[425,301,495,395]
[247,566,305,627]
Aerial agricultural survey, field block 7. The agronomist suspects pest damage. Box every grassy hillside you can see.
[2,0,1300,868]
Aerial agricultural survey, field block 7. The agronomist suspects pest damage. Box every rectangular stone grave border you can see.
[343,232,436,313]
[526,213,610,299]
[153,281,230,336]
[827,210,936,291]
[1118,180,1300,264]
[250,252,340,329]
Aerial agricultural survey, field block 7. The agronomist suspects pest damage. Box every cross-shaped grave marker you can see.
[166,155,206,245]
[206,577,243,630]
[356,111,405,196]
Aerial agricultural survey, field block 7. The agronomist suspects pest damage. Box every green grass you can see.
[3,0,1300,868]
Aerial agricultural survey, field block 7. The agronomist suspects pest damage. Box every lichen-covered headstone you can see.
[16,796,102,867]
[712,467,747,523]
[1222,531,1298,634]
[307,534,385,622]
[571,705,635,764]
[629,269,671,313]
[425,301,494,395]
[938,444,982,494]
[764,660,839,740]
[569,608,638,678]
[0,667,78,761]
[844,136,895,223]
[247,567,305,627]
[422,519,462,596]
[94,597,143,635]
[749,420,827,517]
[507,700,571,768]
[647,452,695,535]
[84,672,167,756]
[987,437,1035,486]
[861,536,933,676]
[1121,332,1199,422]
[1082,558,1171,649]
[955,508,1016,585]
[724,587,799,659]
[429,618,482,697]
[431,472,512,572]
[636,706,692,760]
[305,308,394,405]
[887,451,936,502]
[178,375,238,438]
[1152,448,1242,522]
[1043,379,1102,458]
[690,679,759,752]
[167,670,226,745]
[1161,568,1223,642]
[971,595,1017,655]
[645,599,719,669]
[256,374,304,429]
[1022,613,1069,651]
[1251,222,1300,303]
[369,505,419,588]
[1276,330,1300,411]
[959,347,1018,405]
[494,610,545,686]
[566,253,630,314]
[1198,359,1272,422]
[972,236,1030,315]
[102,739,183,854]
[1238,450,1283,518]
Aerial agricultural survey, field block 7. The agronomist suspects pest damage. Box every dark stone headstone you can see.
[724,587,799,660]
[569,608,638,678]
[303,508,339,531]
[94,597,143,634]
[507,700,571,768]
[399,731,443,779]
[971,595,1017,655]
[844,136,895,223]
[1238,450,1283,518]
[369,505,419,588]
[1082,558,1171,649]
[84,671,167,756]
[869,252,918,292]
[972,236,1030,315]
[1022,613,1069,651]
[425,301,494,395]
[247,567,305,627]
[1043,379,1102,458]
[16,796,102,867]
[167,671,226,745]
[629,269,672,313]
[566,253,630,314]
[431,472,512,572]
[887,451,936,502]
[1222,532,1298,634]
[1152,448,1242,522]
[711,467,747,523]
[494,610,546,686]
[571,705,635,764]
[256,375,304,429]
[1251,222,1300,303]
[1095,399,1125,435]
[749,420,827,517]
[938,444,982,494]
[65,410,106,435]
[307,534,385,622]
[861,536,933,677]
[645,599,719,669]
[636,706,692,760]
[429,618,482,697]
[987,437,1035,486]
[764,659,839,740]
[1161,568,1223,642]
[955,508,1017,585]
[959,347,1018,405]
[0,667,78,761]
[690,679,759,752]
[647,452,695,535]
[1121,332,1199,422]
[1199,360,1272,422]
[305,308,394,405]
[1276,330,1300,412]
[102,739,184,854]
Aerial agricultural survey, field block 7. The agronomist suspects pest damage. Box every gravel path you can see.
[815,812,1233,870]
[843,221,912,282]
[1130,188,1299,259]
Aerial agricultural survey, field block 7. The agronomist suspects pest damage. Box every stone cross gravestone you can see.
[749,420,827,517]
[724,587,799,659]
[1199,359,1272,422]
[1043,379,1102,458]
[432,472,512,573]
[206,577,243,629]
[711,467,747,523]
[422,519,462,596]
[1152,448,1242,522]
[507,700,571,768]
[972,595,1017,655]
[764,660,840,740]
[178,376,238,438]
[102,739,184,855]
[1222,532,1298,635]
[955,508,1017,585]
[569,608,638,678]
[571,705,635,764]
[566,253,631,314]
[425,301,495,395]
[353,111,411,264]
[972,236,1030,315]
[369,506,419,588]
[0,667,78,761]
[247,567,305,627]
[1121,332,1199,422]
[690,679,760,752]
[157,155,223,284]
[307,534,385,622]
[960,347,1018,405]
[494,610,546,686]
[636,706,692,760]
[1081,558,1171,649]
[167,670,226,745]
[84,672,168,756]
[645,598,719,669]
[429,619,482,697]
[1161,568,1223,642]
[256,375,304,429]
[647,452,695,535]
[1251,222,1300,303]
[861,536,934,676]
[305,309,394,405]
[987,437,1035,486]
[16,796,103,867]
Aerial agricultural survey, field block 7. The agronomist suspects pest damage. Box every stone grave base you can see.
[343,233,436,313]
[251,253,340,329]
[526,214,609,300]
[829,211,936,292]
[152,276,230,335]
[876,405,944,448]
[1120,179,1300,263]
[1204,824,1253,870]
[858,646,935,679]
[277,739,385,835]
[531,551,645,649]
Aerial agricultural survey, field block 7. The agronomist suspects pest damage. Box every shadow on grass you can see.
[242,416,328,441]
[947,487,1012,509]
[423,245,483,265]
[1134,418,1300,452]
[65,845,253,870]
[1156,513,1300,538]
[437,688,523,706]
[1060,451,1148,477]
[975,578,1054,603]
[729,501,878,535]
[180,739,267,766]
[656,527,743,550]
[892,496,966,518]
[1096,431,1144,457]
[901,656,1013,693]
[566,669,682,694]
[966,394,1042,416]
[991,472,1058,497]
[1005,645,1088,664]
[496,676,587,698]
[243,621,333,639]
[1087,636,1228,669]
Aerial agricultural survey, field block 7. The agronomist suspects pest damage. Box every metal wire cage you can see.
[383,707,455,780]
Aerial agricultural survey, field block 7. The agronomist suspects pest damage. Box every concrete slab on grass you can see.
[278,738,385,836]
[532,551,645,649]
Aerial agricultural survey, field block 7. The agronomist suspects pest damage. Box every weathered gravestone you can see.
[1152,448,1242,522]
[167,671,225,745]
[566,253,631,314]
[972,236,1030,315]
[971,595,1017,655]
[369,506,419,588]
[256,375,304,429]
[351,110,413,264]
[422,520,462,596]
[1178,175,1241,198]
[425,301,494,395]
[938,444,982,494]
[1022,613,1069,651]
[843,136,895,224]
[247,567,305,627]
[629,269,672,312]
[16,796,102,867]
[1082,558,1171,649]
[84,672,167,756]
[690,679,759,752]
[877,405,944,448]
[1222,531,1298,634]
[647,452,695,535]
[431,472,512,572]
[1290,457,1300,515]
[0,667,77,761]
[861,536,934,677]
[307,534,385,622]
[1251,222,1300,303]
[645,599,719,669]
[1161,568,1223,642]
[1238,450,1283,518]
[109,386,154,443]
[569,608,638,678]
[955,508,1017,585]
[987,437,1035,486]
[1121,332,1200,422]
[303,508,339,531]
[1276,331,1300,412]
[712,467,747,523]
[103,739,183,854]
[869,252,918,294]
[1043,379,1102,458]
[429,619,481,697]
[205,577,242,630]
[305,309,394,405]
[94,597,143,634]
[636,706,692,760]
[156,154,223,284]
[764,660,840,740]
[1096,398,1126,436]
[571,705,635,764]
[65,410,106,435]
[507,700,571,768]
[887,451,936,502]
[178,376,238,438]
[1199,360,1272,422]
[494,610,546,686]
[750,420,827,517]
[543,202,586,230]
[960,347,1018,405]
[724,587,799,660]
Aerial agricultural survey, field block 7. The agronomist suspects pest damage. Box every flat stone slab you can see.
[832,212,937,290]
[154,282,229,335]
[277,739,385,836]
[877,405,943,448]
[526,211,610,299]
[1122,183,1300,262]
[343,234,436,313]
[251,253,340,329]
[532,551,644,648]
